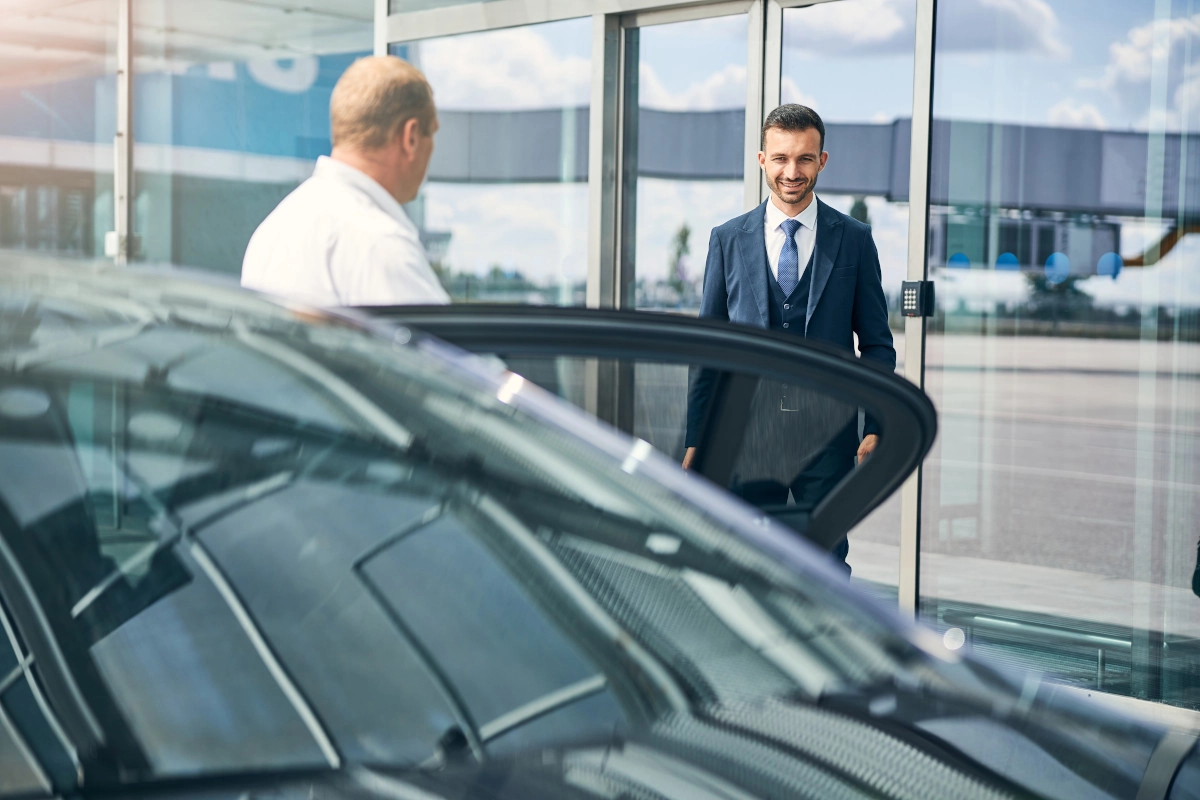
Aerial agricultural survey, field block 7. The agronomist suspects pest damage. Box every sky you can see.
[411,0,1200,309]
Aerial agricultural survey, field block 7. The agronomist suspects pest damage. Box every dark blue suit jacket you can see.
[686,198,896,445]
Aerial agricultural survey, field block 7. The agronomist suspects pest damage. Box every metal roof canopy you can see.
[425,109,1200,220]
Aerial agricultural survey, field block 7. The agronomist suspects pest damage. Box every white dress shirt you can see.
[241,156,450,307]
[764,195,818,282]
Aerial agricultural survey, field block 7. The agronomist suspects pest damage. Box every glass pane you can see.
[923,0,1200,711]
[399,19,591,304]
[781,0,917,598]
[473,354,871,569]
[0,0,116,268]
[628,15,748,310]
[132,1,373,275]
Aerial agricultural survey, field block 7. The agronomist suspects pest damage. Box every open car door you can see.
[365,305,936,554]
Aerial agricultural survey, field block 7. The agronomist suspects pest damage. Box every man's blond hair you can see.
[330,55,435,151]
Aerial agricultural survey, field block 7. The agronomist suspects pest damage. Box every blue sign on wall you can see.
[0,48,414,162]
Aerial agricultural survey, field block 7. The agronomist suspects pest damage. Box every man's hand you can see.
[682,446,697,470]
[856,434,879,464]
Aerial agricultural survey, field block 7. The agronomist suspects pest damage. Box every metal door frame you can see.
[377,0,937,614]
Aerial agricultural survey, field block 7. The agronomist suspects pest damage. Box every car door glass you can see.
[466,355,862,537]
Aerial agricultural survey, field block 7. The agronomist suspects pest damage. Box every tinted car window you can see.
[472,356,860,535]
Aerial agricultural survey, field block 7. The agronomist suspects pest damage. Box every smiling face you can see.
[758,126,828,215]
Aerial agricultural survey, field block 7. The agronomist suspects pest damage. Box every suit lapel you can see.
[806,198,843,333]
[735,200,771,328]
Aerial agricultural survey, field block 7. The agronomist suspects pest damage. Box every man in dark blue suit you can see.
[682,104,896,570]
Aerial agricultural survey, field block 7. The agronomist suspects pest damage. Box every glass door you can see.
[619,9,750,312]
[918,0,1200,712]
[779,0,918,597]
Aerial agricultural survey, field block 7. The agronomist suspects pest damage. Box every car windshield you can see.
[0,267,1164,798]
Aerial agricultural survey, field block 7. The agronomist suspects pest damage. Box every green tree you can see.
[1023,273,1095,330]
[849,196,871,226]
[668,222,691,294]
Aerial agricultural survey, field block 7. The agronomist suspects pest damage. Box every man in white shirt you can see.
[242,55,450,306]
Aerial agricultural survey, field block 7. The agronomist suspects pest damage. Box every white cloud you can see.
[956,0,1068,58]
[423,26,750,114]
[1047,99,1107,129]
[417,27,590,110]
[639,62,747,111]
[976,0,1067,56]
[780,77,817,109]
[1089,15,1200,90]
[784,0,1066,58]
[423,183,589,283]
[784,0,906,51]
[1085,14,1200,131]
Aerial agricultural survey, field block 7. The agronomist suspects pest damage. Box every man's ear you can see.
[396,117,420,158]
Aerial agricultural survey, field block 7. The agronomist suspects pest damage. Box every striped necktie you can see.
[778,218,801,295]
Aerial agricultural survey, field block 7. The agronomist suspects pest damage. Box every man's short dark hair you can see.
[760,104,825,152]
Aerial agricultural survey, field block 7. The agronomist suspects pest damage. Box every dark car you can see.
[0,262,1196,800]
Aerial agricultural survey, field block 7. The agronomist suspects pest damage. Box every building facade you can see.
[2,0,1197,720]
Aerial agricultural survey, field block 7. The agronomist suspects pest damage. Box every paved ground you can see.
[851,332,1200,642]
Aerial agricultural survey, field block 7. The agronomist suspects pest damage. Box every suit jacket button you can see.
[784,304,790,309]
[782,322,790,328]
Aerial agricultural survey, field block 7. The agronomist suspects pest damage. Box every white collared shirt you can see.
[764,195,818,282]
[241,156,450,307]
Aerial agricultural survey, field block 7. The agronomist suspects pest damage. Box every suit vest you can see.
[767,248,815,336]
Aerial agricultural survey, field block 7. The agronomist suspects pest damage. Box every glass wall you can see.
[627,14,748,311]
[781,0,916,592]
[921,0,1200,710]
[14,0,1198,718]
[132,1,373,275]
[402,18,591,304]
[0,0,117,267]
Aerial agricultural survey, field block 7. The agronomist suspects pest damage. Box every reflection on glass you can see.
[402,19,591,305]
[0,0,117,268]
[133,1,373,275]
[781,0,917,596]
[628,15,748,311]
[923,0,1200,711]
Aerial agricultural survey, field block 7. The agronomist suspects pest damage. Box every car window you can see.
[489,355,861,536]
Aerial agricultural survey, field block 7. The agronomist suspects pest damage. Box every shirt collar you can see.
[765,194,819,232]
[313,155,415,231]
